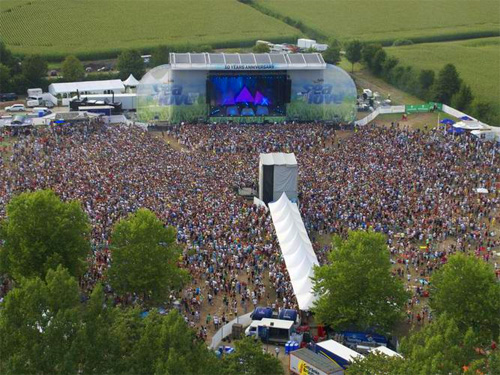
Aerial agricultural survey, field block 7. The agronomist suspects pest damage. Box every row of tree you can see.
[311,231,500,375]
[339,39,495,122]
[0,190,284,374]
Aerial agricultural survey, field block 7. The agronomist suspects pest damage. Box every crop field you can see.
[386,37,500,123]
[0,0,300,58]
[253,0,500,44]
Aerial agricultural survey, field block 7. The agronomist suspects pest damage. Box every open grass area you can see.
[0,0,300,59]
[386,37,500,123]
[252,0,500,44]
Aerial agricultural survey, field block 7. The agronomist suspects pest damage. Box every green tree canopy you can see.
[433,63,461,104]
[372,49,387,76]
[151,45,171,67]
[451,84,474,112]
[0,190,90,280]
[220,336,284,375]
[0,39,14,69]
[253,43,271,53]
[345,40,363,72]
[108,208,188,304]
[116,50,145,80]
[400,314,492,375]
[0,63,11,92]
[312,231,408,333]
[0,265,81,375]
[361,44,383,70]
[61,55,85,82]
[430,254,500,339]
[21,54,48,87]
[322,45,341,65]
[347,352,405,375]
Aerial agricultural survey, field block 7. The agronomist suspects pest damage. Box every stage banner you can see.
[287,64,357,122]
[405,102,442,113]
[137,65,208,123]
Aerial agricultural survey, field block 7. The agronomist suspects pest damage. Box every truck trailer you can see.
[290,348,344,375]
[315,339,365,369]
[70,94,137,111]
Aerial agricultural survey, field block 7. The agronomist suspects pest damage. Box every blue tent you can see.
[439,118,455,125]
[447,127,465,135]
[460,116,473,121]
[251,306,273,320]
[278,309,298,323]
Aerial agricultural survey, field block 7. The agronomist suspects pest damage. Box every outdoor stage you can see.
[136,53,357,124]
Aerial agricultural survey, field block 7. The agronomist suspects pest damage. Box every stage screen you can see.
[208,71,288,117]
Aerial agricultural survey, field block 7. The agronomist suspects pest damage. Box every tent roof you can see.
[453,120,490,130]
[316,340,365,362]
[260,152,297,166]
[269,193,318,311]
[123,74,139,86]
[370,346,403,358]
[48,80,125,94]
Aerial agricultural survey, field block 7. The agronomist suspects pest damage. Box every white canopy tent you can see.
[123,74,139,87]
[453,120,490,131]
[48,80,125,98]
[268,193,319,311]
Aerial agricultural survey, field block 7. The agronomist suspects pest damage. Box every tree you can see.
[312,231,408,333]
[471,100,494,123]
[382,56,398,78]
[0,63,11,92]
[22,54,48,87]
[0,190,90,280]
[151,45,171,67]
[108,208,188,304]
[253,43,270,53]
[61,55,85,82]
[345,40,363,72]
[220,336,284,375]
[361,44,383,70]
[433,63,461,104]
[0,266,81,375]
[372,49,387,76]
[399,314,490,375]
[418,69,435,99]
[0,39,13,68]
[116,50,145,80]
[430,254,500,339]
[347,353,405,375]
[451,84,474,111]
[322,45,341,65]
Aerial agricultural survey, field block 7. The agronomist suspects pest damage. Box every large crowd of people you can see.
[0,120,499,338]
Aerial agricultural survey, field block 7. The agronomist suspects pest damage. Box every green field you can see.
[253,0,500,43]
[386,37,500,123]
[0,0,300,58]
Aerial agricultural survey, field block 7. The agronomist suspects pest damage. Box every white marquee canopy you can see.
[268,193,319,311]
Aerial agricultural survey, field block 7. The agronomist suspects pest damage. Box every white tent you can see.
[268,193,319,311]
[453,120,490,131]
[48,80,125,98]
[123,74,139,87]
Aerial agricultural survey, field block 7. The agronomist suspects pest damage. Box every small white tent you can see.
[123,74,139,87]
[453,120,490,131]
[268,193,319,311]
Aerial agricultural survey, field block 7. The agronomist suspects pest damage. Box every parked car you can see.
[0,93,19,102]
[5,104,26,112]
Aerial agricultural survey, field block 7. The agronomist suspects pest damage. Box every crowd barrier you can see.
[209,312,253,350]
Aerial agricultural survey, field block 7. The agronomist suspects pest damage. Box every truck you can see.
[315,339,365,369]
[26,89,57,108]
[70,94,137,111]
[297,38,317,49]
[246,318,295,344]
[290,348,344,375]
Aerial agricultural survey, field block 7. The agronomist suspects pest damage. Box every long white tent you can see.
[48,80,125,98]
[268,192,319,311]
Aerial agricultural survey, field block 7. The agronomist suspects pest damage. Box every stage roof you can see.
[169,52,326,70]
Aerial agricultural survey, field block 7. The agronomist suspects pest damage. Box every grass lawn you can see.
[0,0,300,58]
[386,37,500,124]
[253,0,500,44]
